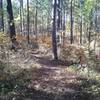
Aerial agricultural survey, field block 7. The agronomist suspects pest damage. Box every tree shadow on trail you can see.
[35,56,73,68]
[7,87,93,100]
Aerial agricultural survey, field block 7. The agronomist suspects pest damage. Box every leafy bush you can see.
[60,44,87,65]
[88,51,100,70]
[0,61,7,71]
[0,32,8,44]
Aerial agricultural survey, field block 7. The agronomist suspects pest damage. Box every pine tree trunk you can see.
[80,16,82,45]
[70,0,74,44]
[27,0,30,43]
[63,5,66,31]
[35,6,38,41]
[52,0,58,60]
[0,0,4,32]
[57,0,61,31]
[7,0,17,51]
[19,0,23,34]
[7,0,16,38]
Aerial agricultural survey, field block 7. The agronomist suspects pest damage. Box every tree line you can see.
[0,0,100,60]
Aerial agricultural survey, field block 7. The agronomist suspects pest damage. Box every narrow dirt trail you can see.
[8,49,85,91]
[3,49,93,100]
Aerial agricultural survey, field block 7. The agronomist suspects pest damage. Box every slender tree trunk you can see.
[94,2,97,51]
[88,10,93,45]
[70,0,74,44]
[35,6,38,41]
[21,0,25,35]
[60,1,62,29]
[32,14,35,34]
[52,0,58,60]
[79,1,83,45]
[47,0,51,35]
[57,0,61,31]
[88,11,93,54]
[7,0,16,38]
[80,16,82,45]
[20,3,22,33]
[19,0,23,34]
[63,5,66,31]
[40,15,43,36]
[88,26,91,45]
[7,0,17,51]
[47,15,50,34]
[27,0,30,43]
[0,0,4,32]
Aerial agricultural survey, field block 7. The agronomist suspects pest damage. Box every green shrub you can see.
[60,44,87,64]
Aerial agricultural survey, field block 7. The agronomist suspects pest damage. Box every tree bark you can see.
[7,0,17,51]
[57,0,61,31]
[19,0,23,34]
[70,0,74,44]
[7,0,16,38]
[52,0,58,60]
[27,0,30,43]
[35,6,38,41]
[0,0,4,32]
[80,16,82,45]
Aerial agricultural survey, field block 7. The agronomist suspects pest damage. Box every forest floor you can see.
[0,45,100,100]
